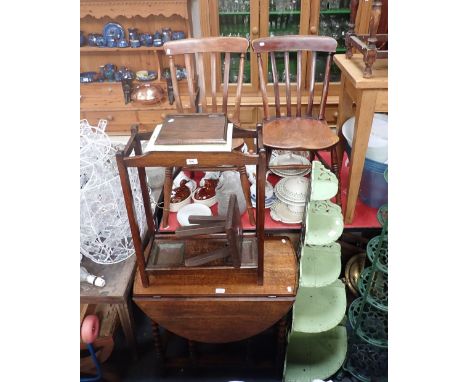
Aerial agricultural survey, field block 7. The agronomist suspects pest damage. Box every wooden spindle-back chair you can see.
[163,37,249,125]
[161,37,257,225]
[252,35,341,205]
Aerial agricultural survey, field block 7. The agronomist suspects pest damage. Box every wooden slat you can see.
[319,53,332,120]
[257,53,269,121]
[210,52,217,112]
[184,53,196,110]
[164,37,249,54]
[252,35,337,53]
[233,53,245,123]
[284,52,291,117]
[222,52,231,114]
[184,247,230,267]
[197,52,207,112]
[296,50,302,117]
[175,223,226,237]
[306,51,316,117]
[168,55,183,112]
[270,52,281,118]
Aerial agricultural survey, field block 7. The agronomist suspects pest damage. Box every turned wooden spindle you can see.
[363,1,382,77]
[188,340,197,368]
[345,0,359,58]
[162,167,174,228]
[275,316,288,374]
[331,146,342,207]
[151,321,165,370]
[239,165,256,226]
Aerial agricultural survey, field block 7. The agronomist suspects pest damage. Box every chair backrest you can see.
[252,35,337,121]
[163,37,250,122]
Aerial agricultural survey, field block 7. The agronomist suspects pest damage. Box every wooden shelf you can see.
[219,12,250,16]
[320,9,351,15]
[269,10,301,15]
[81,46,165,53]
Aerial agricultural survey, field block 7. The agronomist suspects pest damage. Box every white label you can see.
[287,286,292,293]
[168,118,175,123]
[281,239,286,244]
[166,48,171,54]
[215,288,225,294]
[186,158,198,165]
[259,42,265,47]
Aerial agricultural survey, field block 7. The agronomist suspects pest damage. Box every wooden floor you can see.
[133,237,298,343]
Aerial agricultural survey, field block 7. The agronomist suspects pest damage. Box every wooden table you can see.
[133,237,297,370]
[80,255,138,359]
[334,54,388,224]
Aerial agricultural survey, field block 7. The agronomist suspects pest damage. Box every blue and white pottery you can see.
[139,33,153,47]
[80,31,86,47]
[106,37,118,48]
[130,39,140,48]
[128,28,139,40]
[117,39,128,48]
[80,72,98,83]
[103,22,125,43]
[161,28,172,43]
[172,31,186,40]
[153,38,163,47]
[87,33,98,46]
[95,35,106,47]
[103,63,116,81]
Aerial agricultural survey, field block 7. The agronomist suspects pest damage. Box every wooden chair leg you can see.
[188,339,197,369]
[331,145,342,207]
[276,315,288,376]
[309,150,316,162]
[152,321,165,375]
[239,165,256,225]
[162,167,173,228]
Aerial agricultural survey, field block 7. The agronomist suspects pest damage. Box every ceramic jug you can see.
[216,171,247,216]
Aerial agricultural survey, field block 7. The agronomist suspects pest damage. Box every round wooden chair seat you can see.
[263,117,339,150]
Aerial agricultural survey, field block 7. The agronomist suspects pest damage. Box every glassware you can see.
[328,0,340,9]
[341,0,350,8]
[339,18,349,46]
[320,18,330,36]
[329,15,341,42]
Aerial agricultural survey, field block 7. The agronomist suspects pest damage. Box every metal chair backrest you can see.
[252,35,337,121]
[163,37,250,122]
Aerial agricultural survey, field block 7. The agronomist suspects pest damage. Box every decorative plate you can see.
[103,22,125,43]
[305,200,343,245]
[251,195,276,209]
[292,280,347,333]
[176,203,212,226]
[299,243,341,288]
[270,152,311,177]
[274,176,309,204]
[270,200,303,224]
[271,149,309,160]
[310,160,338,201]
[284,325,347,382]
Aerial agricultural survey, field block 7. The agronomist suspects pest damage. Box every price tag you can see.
[166,48,171,54]
[259,42,265,47]
[215,288,225,294]
[186,158,198,165]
